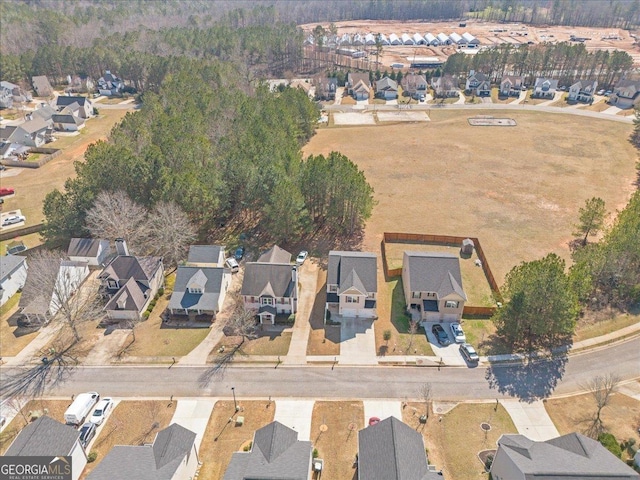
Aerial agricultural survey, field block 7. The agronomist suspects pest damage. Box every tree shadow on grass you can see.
[484,354,569,403]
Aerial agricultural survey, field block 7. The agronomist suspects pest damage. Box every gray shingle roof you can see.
[376,77,398,92]
[56,95,90,108]
[257,245,292,264]
[67,238,108,258]
[33,104,56,122]
[0,254,26,282]
[100,256,161,283]
[19,117,50,134]
[6,416,80,457]
[404,252,467,300]
[87,424,196,480]
[327,251,377,294]
[223,421,312,480]
[349,72,371,87]
[168,266,225,312]
[19,256,61,315]
[358,416,430,480]
[104,276,148,313]
[32,75,52,95]
[534,77,559,90]
[187,245,224,265]
[241,263,296,298]
[495,433,639,479]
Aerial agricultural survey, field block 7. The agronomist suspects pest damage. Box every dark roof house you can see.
[88,423,198,480]
[6,416,81,457]
[491,432,640,480]
[358,417,443,480]
[224,421,312,480]
[32,75,53,97]
[186,245,225,266]
[168,266,230,317]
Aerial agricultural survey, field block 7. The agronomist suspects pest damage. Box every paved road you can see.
[3,337,636,401]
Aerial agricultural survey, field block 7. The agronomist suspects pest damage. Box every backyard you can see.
[303,110,637,284]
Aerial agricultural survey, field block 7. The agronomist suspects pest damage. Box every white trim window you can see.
[345,295,358,303]
[445,300,459,308]
[412,291,420,299]
[261,297,274,306]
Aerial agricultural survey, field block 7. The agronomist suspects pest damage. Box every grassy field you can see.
[303,110,637,284]
[83,400,177,477]
[311,401,363,480]
[417,402,517,480]
[198,400,274,480]
[545,392,640,462]
[0,109,129,228]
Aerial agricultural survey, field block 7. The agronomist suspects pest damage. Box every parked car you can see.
[431,324,450,346]
[604,90,612,96]
[596,89,605,95]
[79,422,97,448]
[459,343,479,363]
[450,323,466,343]
[296,251,308,266]
[2,215,25,227]
[90,397,113,425]
[0,187,14,196]
[225,257,239,273]
[234,246,245,261]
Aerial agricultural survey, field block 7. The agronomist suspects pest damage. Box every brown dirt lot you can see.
[545,391,640,456]
[198,400,275,480]
[311,401,364,480]
[83,399,177,477]
[0,399,71,455]
[302,110,637,285]
[0,109,129,229]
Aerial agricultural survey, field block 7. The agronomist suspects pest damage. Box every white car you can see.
[450,323,466,343]
[90,397,113,425]
[296,251,308,266]
[2,215,25,227]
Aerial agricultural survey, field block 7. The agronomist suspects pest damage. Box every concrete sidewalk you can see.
[501,399,559,441]
[3,323,63,367]
[363,400,402,423]
[273,399,314,441]
[170,398,215,451]
[284,262,318,365]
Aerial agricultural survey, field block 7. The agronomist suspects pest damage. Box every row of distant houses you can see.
[306,31,480,47]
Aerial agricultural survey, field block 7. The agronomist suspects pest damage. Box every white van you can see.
[64,392,100,426]
[225,257,239,273]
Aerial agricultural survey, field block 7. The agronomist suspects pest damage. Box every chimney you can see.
[26,113,33,121]
[469,69,475,76]
[115,238,129,256]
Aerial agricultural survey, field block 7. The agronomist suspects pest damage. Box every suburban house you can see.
[609,78,640,109]
[55,95,93,119]
[88,424,198,480]
[67,238,111,266]
[19,259,90,325]
[358,417,443,480]
[326,251,377,319]
[568,78,598,103]
[99,239,164,322]
[532,77,559,99]
[0,117,52,147]
[52,112,86,131]
[314,76,338,101]
[5,416,87,480]
[66,75,95,93]
[402,252,467,322]
[431,75,460,98]
[347,72,371,99]
[375,77,398,100]
[186,244,226,267]
[168,266,231,318]
[401,73,428,99]
[224,421,312,480]
[0,255,28,307]
[491,433,640,480]
[500,75,525,96]
[465,71,491,96]
[241,245,298,324]
[97,70,124,96]
[0,80,32,109]
[32,75,54,97]
[32,103,57,123]
[290,79,314,99]
[0,141,29,159]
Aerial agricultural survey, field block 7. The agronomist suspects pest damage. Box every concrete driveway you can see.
[284,261,318,364]
[339,318,377,365]
[274,400,314,441]
[363,400,402,423]
[170,399,215,450]
[500,399,559,441]
[422,322,466,366]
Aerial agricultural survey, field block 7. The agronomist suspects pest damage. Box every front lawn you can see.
[0,293,41,357]
[306,269,341,356]
[212,331,292,357]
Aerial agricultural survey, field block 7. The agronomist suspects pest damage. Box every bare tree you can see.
[85,191,149,254]
[407,319,419,353]
[23,250,103,343]
[583,373,620,438]
[418,383,432,422]
[146,200,197,272]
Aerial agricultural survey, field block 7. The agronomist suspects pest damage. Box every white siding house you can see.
[0,255,27,307]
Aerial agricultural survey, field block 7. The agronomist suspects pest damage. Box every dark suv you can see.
[431,324,451,346]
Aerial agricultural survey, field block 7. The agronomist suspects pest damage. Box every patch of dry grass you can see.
[311,401,363,480]
[303,110,637,284]
[0,399,71,455]
[198,400,275,480]
[574,309,640,342]
[545,392,640,461]
[307,268,341,356]
[83,400,177,477]
[582,99,611,112]
[0,293,41,357]
[213,331,292,357]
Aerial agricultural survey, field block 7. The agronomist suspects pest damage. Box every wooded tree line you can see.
[443,42,634,87]
[42,60,374,247]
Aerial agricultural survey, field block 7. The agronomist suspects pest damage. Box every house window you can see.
[107,280,118,289]
[412,292,420,299]
[328,285,338,293]
[445,300,459,308]
[261,297,274,306]
[345,296,358,303]
[189,287,203,294]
